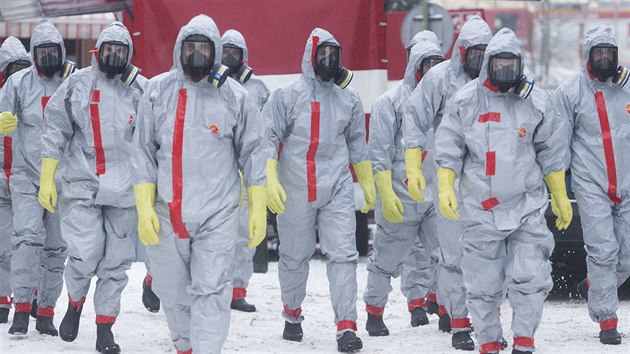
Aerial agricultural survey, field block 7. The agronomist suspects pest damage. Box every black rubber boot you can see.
[0,308,9,323]
[8,311,29,335]
[500,336,508,350]
[577,279,588,300]
[512,350,532,354]
[142,276,160,313]
[410,307,429,327]
[59,302,82,342]
[96,323,121,354]
[30,298,38,319]
[438,312,452,333]
[599,328,622,345]
[426,299,439,315]
[282,321,303,342]
[365,313,389,336]
[35,315,58,336]
[337,331,363,352]
[230,298,257,312]
[452,331,475,351]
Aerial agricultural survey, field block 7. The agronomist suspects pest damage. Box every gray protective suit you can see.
[434,28,564,353]
[264,28,366,336]
[221,29,270,302]
[363,39,441,316]
[41,22,144,323]
[132,15,267,354]
[0,20,69,317]
[550,25,630,330]
[0,36,31,310]
[402,15,492,333]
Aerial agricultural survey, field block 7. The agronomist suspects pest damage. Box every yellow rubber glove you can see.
[405,148,426,202]
[353,160,376,213]
[247,185,267,249]
[375,170,404,223]
[544,170,573,230]
[134,183,160,245]
[0,112,18,134]
[437,167,460,220]
[38,158,59,213]
[266,159,286,214]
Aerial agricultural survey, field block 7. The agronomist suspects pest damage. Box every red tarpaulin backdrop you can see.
[124,0,386,78]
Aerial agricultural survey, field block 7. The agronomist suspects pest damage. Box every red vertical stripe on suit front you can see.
[594,91,622,204]
[89,90,106,175]
[306,102,320,202]
[3,136,12,194]
[41,96,51,121]
[486,151,496,176]
[168,89,190,239]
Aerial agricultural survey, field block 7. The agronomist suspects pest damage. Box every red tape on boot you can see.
[480,341,501,353]
[96,315,116,325]
[176,349,192,354]
[426,293,437,303]
[513,336,534,349]
[283,305,302,319]
[15,302,32,313]
[407,298,426,312]
[451,317,471,329]
[68,294,86,310]
[365,304,384,317]
[145,273,153,287]
[337,320,357,332]
[37,307,55,318]
[232,288,247,300]
[0,296,12,305]
[600,318,618,331]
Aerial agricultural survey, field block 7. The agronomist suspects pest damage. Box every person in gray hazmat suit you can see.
[363,33,443,337]
[263,27,376,352]
[132,14,268,354]
[38,22,146,354]
[402,15,493,350]
[0,19,74,337]
[221,28,270,313]
[550,25,630,346]
[0,36,31,324]
[434,28,572,354]
[399,30,447,328]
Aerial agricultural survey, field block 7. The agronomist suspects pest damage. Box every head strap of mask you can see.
[313,43,353,89]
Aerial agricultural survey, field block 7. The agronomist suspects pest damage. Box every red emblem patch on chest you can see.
[518,127,527,138]
[625,103,630,114]
[209,124,219,135]
[128,113,133,124]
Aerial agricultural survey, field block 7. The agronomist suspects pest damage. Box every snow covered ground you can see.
[1,259,628,353]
